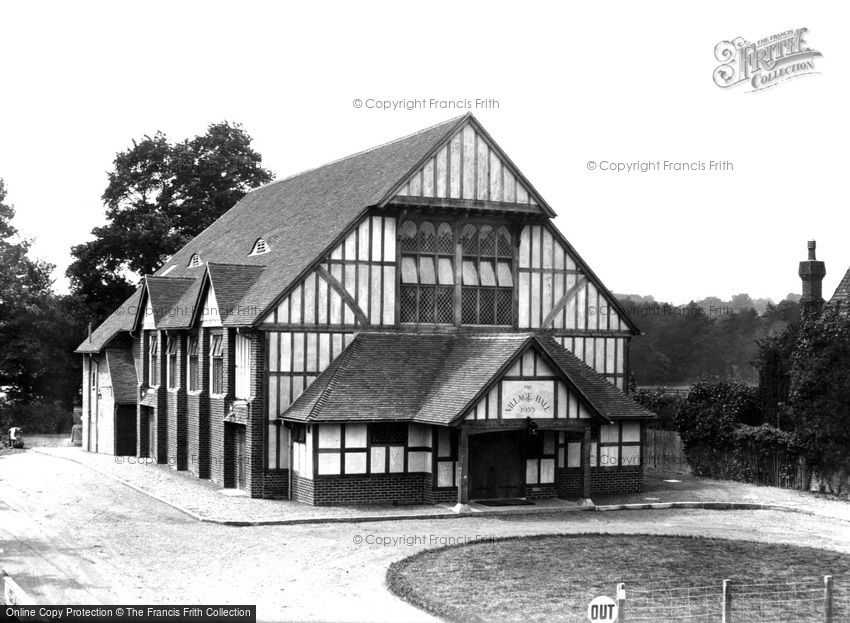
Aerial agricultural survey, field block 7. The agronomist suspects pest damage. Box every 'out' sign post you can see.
[587,596,618,622]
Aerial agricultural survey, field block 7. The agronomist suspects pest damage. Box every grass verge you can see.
[386,533,850,622]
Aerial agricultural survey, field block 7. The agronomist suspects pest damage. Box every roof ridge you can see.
[206,262,266,270]
[253,114,469,194]
[146,275,196,282]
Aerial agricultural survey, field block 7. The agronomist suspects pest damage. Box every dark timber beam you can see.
[315,265,370,327]
[580,424,593,506]
[540,276,588,330]
[461,419,587,432]
[455,428,470,511]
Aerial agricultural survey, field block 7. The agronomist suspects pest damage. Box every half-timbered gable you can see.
[76,114,652,506]
[391,120,547,212]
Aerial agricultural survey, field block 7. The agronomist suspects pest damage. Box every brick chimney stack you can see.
[799,240,826,316]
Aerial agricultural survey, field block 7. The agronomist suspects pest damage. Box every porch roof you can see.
[280,332,652,425]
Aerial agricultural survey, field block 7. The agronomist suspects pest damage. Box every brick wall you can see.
[590,466,643,494]
[187,390,199,474]
[290,474,314,505]
[166,333,188,470]
[525,483,559,499]
[556,466,643,498]
[292,473,430,506]
[262,470,290,499]
[557,468,583,499]
[154,330,168,464]
[197,329,211,479]
[246,331,265,498]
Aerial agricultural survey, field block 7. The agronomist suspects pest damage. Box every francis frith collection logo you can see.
[713,28,822,92]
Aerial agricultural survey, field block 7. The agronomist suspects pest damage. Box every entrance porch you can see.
[455,418,593,509]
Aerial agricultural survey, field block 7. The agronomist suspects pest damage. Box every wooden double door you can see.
[468,431,526,500]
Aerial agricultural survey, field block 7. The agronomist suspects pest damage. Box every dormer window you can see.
[250,238,270,256]
[188,254,202,268]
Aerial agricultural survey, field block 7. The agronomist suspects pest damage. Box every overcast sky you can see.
[0,1,846,304]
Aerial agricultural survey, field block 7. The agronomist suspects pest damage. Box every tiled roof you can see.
[146,276,196,325]
[829,268,850,307]
[535,336,654,420]
[105,348,139,404]
[157,275,205,330]
[78,115,468,351]
[151,115,468,323]
[282,333,652,424]
[75,288,142,353]
[206,263,266,326]
[77,113,642,350]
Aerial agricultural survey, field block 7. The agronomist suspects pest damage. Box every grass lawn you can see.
[387,534,850,622]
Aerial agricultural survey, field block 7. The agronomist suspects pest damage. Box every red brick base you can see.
[285,467,643,506]
[291,473,431,506]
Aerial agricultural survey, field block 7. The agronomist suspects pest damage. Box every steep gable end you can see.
[389,118,553,215]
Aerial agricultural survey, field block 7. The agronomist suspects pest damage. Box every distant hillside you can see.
[616,294,801,386]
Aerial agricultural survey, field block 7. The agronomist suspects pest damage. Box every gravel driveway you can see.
[2,450,849,622]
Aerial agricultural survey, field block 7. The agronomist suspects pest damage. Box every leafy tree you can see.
[0,179,76,406]
[788,307,850,475]
[754,303,801,430]
[67,122,274,322]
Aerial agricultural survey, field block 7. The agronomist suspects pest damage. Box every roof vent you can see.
[188,254,202,268]
[250,238,270,256]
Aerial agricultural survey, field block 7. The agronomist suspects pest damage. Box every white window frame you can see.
[210,333,224,396]
[166,336,179,390]
[148,333,160,387]
[187,335,200,393]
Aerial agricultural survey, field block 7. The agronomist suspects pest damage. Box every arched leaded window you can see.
[188,254,202,268]
[436,222,453,254]
[398,219,514,326]
[461,224,478,255]
[497,226,512,257]
[399,220,417,252]
[400,219,454,324]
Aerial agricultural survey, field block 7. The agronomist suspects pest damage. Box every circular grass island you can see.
[387,534,850,622]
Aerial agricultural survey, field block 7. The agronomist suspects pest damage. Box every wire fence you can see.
[614,576,847,622]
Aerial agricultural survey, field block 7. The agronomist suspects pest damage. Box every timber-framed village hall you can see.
[76,114,653,507]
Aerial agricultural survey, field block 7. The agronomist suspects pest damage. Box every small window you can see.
[250,238,270,256]
[369,423,406,445]
[187,335,199,392]
[166,337,179,390]
[188,254,202,268]
[210,334,224,395]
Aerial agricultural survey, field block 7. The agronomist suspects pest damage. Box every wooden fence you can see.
[643,430,817,491]
[643,429,691,474]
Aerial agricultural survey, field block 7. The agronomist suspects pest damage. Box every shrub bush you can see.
[633,387,683,429]
[0,401,74,435]
[674,381,761,450]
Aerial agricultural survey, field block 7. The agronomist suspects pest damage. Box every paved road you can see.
[2,450,849,622]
